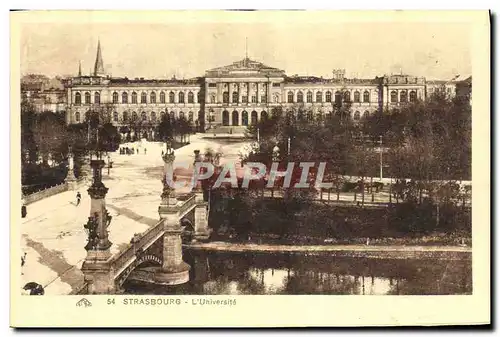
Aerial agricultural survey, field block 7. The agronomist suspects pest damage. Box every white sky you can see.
[20,20,471,81]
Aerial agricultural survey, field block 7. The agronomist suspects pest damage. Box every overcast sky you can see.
[20,20,471,80]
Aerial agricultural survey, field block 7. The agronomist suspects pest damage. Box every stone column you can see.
[81,159,115,294]
[229,82,233,104]
[66,151,78,190]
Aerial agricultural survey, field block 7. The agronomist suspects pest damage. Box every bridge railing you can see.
[178,193,197,216]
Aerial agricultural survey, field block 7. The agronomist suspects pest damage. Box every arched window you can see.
[242,111,249,126]
[122,92,128,104]
[287,91,294,103]
[151,111,156,122]
[316,91,322,103]
[363,91,370,103]
[132,111,138,121]
[343,91,351,103]
[306,91,313,103]
[335,91,342,105]
[75,92,81,105]
[409,90,417,102]
[178,92,185,104]
[75,111,80,122]
[160,91,166,104]
[188,92,194,103]
[141,111,147,121]
[85,110,90,120]
[223,92,229,104]
[94,92,100,104]
[132,92,138,104]
[232,91,239,103]
[150,92,156,104]
[112,92,118,104]
[251,111,258,124]
[179,111,185,119]
[170,111,175,120]
[85,92,91,104]
[390,90,398,103]
[400,91,407,103]
[354,91,360,103]
[123,111,129,122]
[297,91,304,103]
[325,91,332,103]
[354,111,361,120]
[222,110,229,126]
[141,92,147,104]
[261,110,268,120]
[363,111,370,119]
[169,91,175,103]
[307,110,313,121]
[113,111,118,122]
[188,111,193,121]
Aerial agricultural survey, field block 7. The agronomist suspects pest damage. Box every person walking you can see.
[76,192,81,206]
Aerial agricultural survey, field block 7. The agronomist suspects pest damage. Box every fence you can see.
[23,182,69,205]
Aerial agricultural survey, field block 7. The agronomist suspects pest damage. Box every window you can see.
[343,91,351,103]
[409,91,417,102]
[262,95,267,103]
[400,91,407,103]
[179,92,185,104]
[141,92,147,104]
[160,91,166,103]
[75,92,81,105]
[123,111,129,122]
[112,92,118,104]
[223,92,229,103]
[364,111,369,119]
[297,91,304,103]
[363,91,370,103]
[251,95,257,103]
[75,111,80,122]
[325,91,332,103]
[390,90,398,103]
[94,92,100,104]
[188,92,194,103]
[132,111,138,121]
[151,111,156,122]
[287,91,294,103]
[169,91,175,103]
[208,83,217,88]
[188,111,193,121]
[335,91,342,105]
[307,110,313,121]
[354,111,360,120]
[170,111,175,120]
[354,91,360,103]
[232,91,239,103]
[150,92,156,104]
[242,96,248,103]
[306,91,313,103]
[132,92,138,104]
[179,111,185,119]
[210,94,216,104]
[447,87,452,94]
[316,91,322,103]
[141,111,147,121]
[122,92,128,104]
[85,92,91,104]
[113,111,118,122]
[273,83,281,87]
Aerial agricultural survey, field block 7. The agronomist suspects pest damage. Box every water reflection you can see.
[124,250,472,295]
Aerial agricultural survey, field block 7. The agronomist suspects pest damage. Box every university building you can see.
[58,41,471,137]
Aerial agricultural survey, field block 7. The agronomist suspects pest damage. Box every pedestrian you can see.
[21,203,27,218]
[76,192,81,206]
[144,148,147,155]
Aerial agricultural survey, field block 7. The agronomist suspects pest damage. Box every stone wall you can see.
[23,182,69,205]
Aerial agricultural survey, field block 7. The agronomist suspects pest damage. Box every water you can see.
[124,250,472,295]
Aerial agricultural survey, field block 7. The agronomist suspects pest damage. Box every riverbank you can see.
[185,241,471,260]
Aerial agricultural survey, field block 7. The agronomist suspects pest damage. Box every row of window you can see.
[74,110,196,123]
[219,92,267,104]
[74,91,200,105]
[390,90,418,103]
[286,90,372,104]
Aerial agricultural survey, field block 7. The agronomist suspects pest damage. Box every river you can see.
[123,249,471,295]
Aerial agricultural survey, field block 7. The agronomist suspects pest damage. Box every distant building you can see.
[21,74,66,114]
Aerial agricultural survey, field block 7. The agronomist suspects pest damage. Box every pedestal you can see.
[194,192,211,240]
[81,251,115,294]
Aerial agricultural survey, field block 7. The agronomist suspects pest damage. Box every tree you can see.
[32,111,68,166]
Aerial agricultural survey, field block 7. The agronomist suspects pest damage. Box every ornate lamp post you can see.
[160,141,177,207]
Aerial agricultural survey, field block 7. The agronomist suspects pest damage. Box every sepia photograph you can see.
[9,9,490,327]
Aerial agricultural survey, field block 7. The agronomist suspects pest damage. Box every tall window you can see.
[141,92,147,104]
[132,92,138,104]
[188,111,194,121]
[325,91,332,103]
[400,91,407,103]
[178,92,185,104]
[335,91,342,105]
[132,111,138,121]
[242,96,248,103]
[141,111,147,121]
[354,91,360,103]
[251,95,257,103]
[297,91,304,103]
[232,91,239,103]
[343,91,351,102]
[123,111,129,122]
[160,91,166,103]
[169,91,175,103]
[306,91,313,103]
[75,92,81,105]
[288,91,294,103]
[150,92,156,104]
[94,92,100,104]
[113,111,118,122]
[75,111,80,122]
[316,91,322,103]
[223,92,229,103]
[85,92,91,104]
[151,111,156,122]
[122,92,128,104]
[409,91,417,102]
[112,92,118,104]
[363,111,369,119]
[261,95,267,103]
[354,111,360,120]
[363,91,370,103]
[390,90,398,103]
[188,92,194,103]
